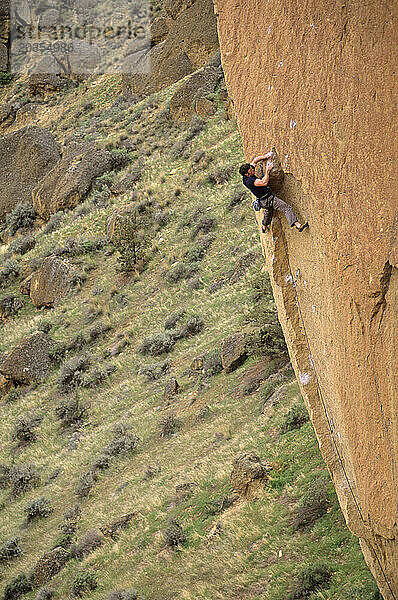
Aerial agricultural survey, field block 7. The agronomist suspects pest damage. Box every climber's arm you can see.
[250,151,273,166]
[254,162,273,186]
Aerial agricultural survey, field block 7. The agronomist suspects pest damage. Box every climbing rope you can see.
[276,217,397,599]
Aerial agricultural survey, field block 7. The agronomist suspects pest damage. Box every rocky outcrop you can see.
[32,547,70,587]
[32,145,114,220]
[169,65,221,123]
[0,332,55,383]
[30,256,78,308]
[230,452,267,500]
[0,103,16,132]
[215,1,397,598]
[122,0,219,99]
[221,332,248,372]
[0,126,60,221]
[0,0,9,71]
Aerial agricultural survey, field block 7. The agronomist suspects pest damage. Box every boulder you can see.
[194,96,216,118]
[29,256,78,308]
[19,273,33,296]
[14,103,41,128]
[0,102,16,133]
[32,547,70,587]
[0,331,55,383]
[230,452,267,500]
[216,1,397,595]
[0,42,7,70]
[0,294,24,319]
[32,145,114,220]
[0,375,13,397]
[221,332,248,372]
[28,73,68,99]
[169,65,220,123]
[164,377,180,402]
[122,0,218,98]
[0,126,60,222]
[163,0,195,19]
[151,16,169,45]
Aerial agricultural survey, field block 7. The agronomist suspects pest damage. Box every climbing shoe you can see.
[298,222,309,232]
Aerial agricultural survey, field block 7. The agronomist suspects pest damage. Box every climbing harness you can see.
[277,216,397,599]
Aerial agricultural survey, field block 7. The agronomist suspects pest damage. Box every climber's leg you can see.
[272,196,299,227]
[261,206,273,232]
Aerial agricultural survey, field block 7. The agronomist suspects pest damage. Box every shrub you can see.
[56,353,91,393]
[66,333,87,352]
[4,388,21,403]
[0,463,11,487]
[12,414,41,444]
[42,212,64,235]
[111,203,154,273]
[35,589,55,600]
[48,342,67,365]
[53,506,81,548]
[187,275,201,290]
[0,259,21,285]
[159,414,181,438]
[3,574,33,600]
[163,518,186,547]
[23,497,52,523]
[37,319,52,334]
[164,310,186,330]
[102,424,139,458]
[70,529,103,559]
[0,72,13,87]
[207,166,232,185]
[165,262,196,284]
[0,537,22,562]
[292,477,330,531]
[7,235,36,256]
[8,464,40,497]
[185,243,206,263]
[191,216,216,239]
[185,115,205,140]
[280,403,309,433]
[229,187,247,209]
[202,349,223,377]
[153,209,172,228]
[289,564,332,599]
[138,361,170,381]
[138,332,176,356]
[91,424,138,471]
[88,321,111,341]
[72,570,98,596]
[107,589,138,600]
[179,314,204,337]
[82,363,116,388]
[6,202,36,236]
[55,396,89,428]
[0,294,24,318]
[75,470,98,498]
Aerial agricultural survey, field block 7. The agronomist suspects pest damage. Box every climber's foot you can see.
[262,225,268,234]
[297,221,309,232]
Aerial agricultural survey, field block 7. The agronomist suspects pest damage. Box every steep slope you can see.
[214,1,397,598]
[0,72,382,599]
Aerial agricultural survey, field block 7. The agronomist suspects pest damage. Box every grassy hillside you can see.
[0,74,381,600]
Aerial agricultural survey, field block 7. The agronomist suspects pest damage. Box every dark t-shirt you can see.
[242,174,273,199]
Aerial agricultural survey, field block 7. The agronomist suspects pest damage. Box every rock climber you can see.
[239,151,309,234]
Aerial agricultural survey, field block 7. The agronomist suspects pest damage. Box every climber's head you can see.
[239,163,254,177]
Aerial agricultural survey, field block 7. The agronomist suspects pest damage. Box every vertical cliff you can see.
[214,1,397,598]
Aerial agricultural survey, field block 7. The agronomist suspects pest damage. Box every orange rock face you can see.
[214,0,397,597]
